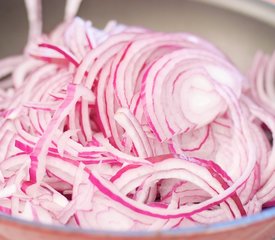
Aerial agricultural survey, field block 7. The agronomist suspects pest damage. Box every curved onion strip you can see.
[24,0,42,43]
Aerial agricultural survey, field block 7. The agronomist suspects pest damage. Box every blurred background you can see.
[0,0,275,71]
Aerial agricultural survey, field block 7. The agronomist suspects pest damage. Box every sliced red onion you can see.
[0,0,274,232]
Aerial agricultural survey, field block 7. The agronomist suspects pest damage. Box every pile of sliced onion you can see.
[0,0,274,231]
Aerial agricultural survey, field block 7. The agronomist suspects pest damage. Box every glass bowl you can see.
[0,0,274,239]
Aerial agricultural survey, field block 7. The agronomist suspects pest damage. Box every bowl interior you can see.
[0,0,275,71]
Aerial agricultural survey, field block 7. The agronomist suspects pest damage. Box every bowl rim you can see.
[195,0,275,27]
[0,207,274,236]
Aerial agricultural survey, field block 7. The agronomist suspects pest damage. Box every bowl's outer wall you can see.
[0,216,274,240]
[0,0,275,239]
